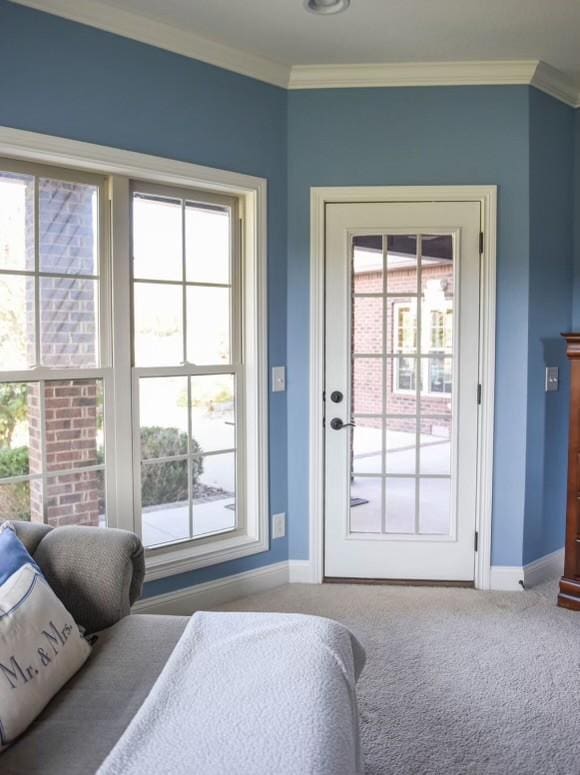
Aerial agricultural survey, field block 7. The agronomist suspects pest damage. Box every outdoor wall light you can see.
[304,0,351,15]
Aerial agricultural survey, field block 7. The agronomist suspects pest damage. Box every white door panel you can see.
[324,201,480,580]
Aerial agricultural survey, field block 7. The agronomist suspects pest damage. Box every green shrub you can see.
[140,426,203,508]
[0,445,31,521]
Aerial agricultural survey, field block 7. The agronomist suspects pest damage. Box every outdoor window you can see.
[0,162,108,530]
[393,301,453,395]
[0,156,266,577]
[131,184,239,549]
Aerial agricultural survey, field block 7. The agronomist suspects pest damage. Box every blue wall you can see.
[1,0,578,581]
[0,0,288,596]
[574,110,580,329]
[524,90,574,565]
[287,86,534,567]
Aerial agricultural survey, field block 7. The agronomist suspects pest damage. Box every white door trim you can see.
[309,186,497,589]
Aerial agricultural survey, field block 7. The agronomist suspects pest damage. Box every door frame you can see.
[308,186,497,589]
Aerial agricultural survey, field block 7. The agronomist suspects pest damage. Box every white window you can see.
[393,301,453,396]
[0,161,110,531]
[0,152,268,580]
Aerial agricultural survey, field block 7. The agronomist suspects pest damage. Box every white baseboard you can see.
[489,565,524,591]
[288,559,316,583]
[490,547,564,592]
[133,549,564,614]
[133,561,289,615]
[523,547,564,588]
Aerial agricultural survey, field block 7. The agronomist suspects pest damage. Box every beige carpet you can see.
[216,578,580,775]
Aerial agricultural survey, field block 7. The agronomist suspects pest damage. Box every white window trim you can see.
[0,126,269,582]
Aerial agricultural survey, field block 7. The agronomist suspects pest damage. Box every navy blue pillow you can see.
[0,525,42,587]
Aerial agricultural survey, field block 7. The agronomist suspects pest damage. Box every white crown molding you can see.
[9,0,290,88]
[289,60,580,106]
[531,61,580,108]
[289,59,538,89]
[9,1,580,106]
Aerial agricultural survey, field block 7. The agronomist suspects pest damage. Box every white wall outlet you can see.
[272,366,286,392]
[272,512,286,539]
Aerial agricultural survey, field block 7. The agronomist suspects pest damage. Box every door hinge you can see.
[474,531,479,552]
[477,384,482,405]
[479,231,484,255]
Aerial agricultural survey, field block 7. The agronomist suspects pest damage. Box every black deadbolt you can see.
[330,390,343,403]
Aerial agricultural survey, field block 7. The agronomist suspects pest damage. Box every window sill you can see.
[144,529,269,581]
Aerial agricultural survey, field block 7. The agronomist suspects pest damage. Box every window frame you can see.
[0,132,269,582]
[0,158,115,530]
[129,179,246,557]
[392,299,453,398]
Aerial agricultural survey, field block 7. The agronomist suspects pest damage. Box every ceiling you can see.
[13,0,580,99]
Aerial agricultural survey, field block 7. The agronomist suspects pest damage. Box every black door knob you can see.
[330,417,355,430]
[330,390,343,403]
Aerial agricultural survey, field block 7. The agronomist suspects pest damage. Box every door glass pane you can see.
[134,282,183,366]
[352,421,381,476]
[352,235,382,294]
[39,179,99,276]
[353,357,382,415]
[386,356,417,415]
[385,418,416,475]
[193,452,236,536]
[186,286,230,365]
[387,235,417,291]
[353,295,382,354]
[185,203,230,285]
[419,478,451,535]
[0,274,35,369]
[133,194,182,282]
[385,477,416,534]
[347,232,455,538]
[350,477,382,533]
[0,171,34,272]
[40,277,98,367]
[387,298,417,354]
[420,415,451,475]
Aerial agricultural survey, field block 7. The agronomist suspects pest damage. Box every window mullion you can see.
[108,175,135,533]
[33,176,40,368]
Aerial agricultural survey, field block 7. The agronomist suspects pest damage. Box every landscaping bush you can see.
[140,426,203,508]
[0,445,31,521]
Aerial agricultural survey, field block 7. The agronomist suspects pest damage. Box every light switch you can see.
[545,366,559,392]
[272,366,286,392]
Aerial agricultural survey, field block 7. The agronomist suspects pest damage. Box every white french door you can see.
[324,201,480,581]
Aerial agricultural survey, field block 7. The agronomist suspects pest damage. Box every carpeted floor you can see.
[216,579,580,775]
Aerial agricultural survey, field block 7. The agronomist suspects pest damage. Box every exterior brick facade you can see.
[353,260,453,437]
[28,180,101,527]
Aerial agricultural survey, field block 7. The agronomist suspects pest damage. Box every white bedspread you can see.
[98,611,366,775]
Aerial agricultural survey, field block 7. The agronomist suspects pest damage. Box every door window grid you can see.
[351,233,454,537]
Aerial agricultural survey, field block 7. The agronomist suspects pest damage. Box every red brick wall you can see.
[353,263,453,435]
[28,181,101,527]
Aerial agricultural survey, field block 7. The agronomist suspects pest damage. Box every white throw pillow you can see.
[0,523,91,751]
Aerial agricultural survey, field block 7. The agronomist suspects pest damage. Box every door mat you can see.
[350,497,369,507]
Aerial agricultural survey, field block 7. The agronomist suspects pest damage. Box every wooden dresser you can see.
[559,333,580,610]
